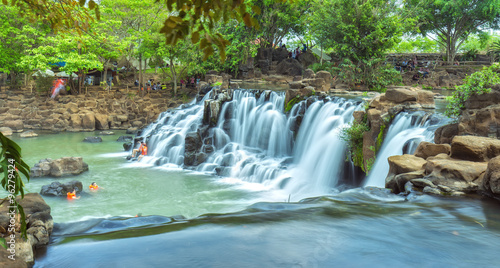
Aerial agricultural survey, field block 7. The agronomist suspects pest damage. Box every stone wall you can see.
[0,90,186,133]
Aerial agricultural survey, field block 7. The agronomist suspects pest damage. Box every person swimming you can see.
[67,189,80,200]
[89,182,99,190]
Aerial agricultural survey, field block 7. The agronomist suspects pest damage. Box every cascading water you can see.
[363,111,450,188]
[134,88,448,199]
[136,89,363,198]
[136,94,211,167]
[285,98,360,197]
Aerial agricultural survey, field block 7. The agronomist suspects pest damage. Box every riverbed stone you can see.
[82,113,95,131]
[385,87,418,103]
[385,155,427,191]
[95,113,109,130]
[387,170,426,194]
[0,126,13,136]
[434,123,459,144]
[414,141,451,160]
[40,180,83,196]
[83,136,102,143]
[0,193,53,265]
[424,155,487,192]
[482,156,500,197]
[117,136,133,142]
[4,120,24,132]
[20,130,38,138]
[450,135,500,162]
[31,157,89,177]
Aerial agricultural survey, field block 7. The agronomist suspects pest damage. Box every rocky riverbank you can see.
[0,193,53,266]
[385,86,500,201]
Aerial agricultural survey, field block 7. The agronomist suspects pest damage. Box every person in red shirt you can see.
[67,189,80,200]
[138,142,148,161]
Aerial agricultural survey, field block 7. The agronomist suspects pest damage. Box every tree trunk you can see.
[320,46,323,65]
[78,72,85,94]
[139,53,143,97]
[10,73,17,89]
[170,58,177,96]
[103,59,109,87]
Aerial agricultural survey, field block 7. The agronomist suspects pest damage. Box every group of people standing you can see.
[180,77,200,88]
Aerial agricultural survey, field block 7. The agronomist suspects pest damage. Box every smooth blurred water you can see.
[34,187,500,268]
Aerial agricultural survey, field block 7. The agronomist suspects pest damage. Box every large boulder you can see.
[94,114,109,130]
[297,51,317,67]
[203,99,221,127]
[315,71,332,88]
[458,104,500,137]
[385,87,418,103]
[450,135,500,162]
[302,78,327,91]
[385,154,427,189]
[424,155,487,192]
[272,48,289,62]
[465,89,500,110]
[414,141,451,160]
[434,123,459,144]
[482,156,500,196]
[4,120,23,132]
[40,180,83,196]
[0,126,13,136]
[303,69,315,79]
[184,132,203,166]
[20,131,38,138]
[276,58,304,76]
[82,113,95,131]
[30,157,89,178]
[0,193,53,265]
[417,90,435,107]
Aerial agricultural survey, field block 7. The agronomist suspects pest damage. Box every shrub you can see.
[332,58,401,91]
[446,63,500,117]
[309,62,336,73]
[34,75,54,92]
[340,119,370,170]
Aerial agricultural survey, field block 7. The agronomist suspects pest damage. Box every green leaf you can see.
[0,237,6,249]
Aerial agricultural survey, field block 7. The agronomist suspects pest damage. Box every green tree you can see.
[311,0,404,89]
[312,0,403,62]
[248,0,310,48]
[389,36,439,53]
[405,0,500,64]
[99,0,168,90]
[19,34,103,94]
[0,5,49,87]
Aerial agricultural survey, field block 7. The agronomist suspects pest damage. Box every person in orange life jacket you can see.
[67,189,80,200]
[89,182,99,190]
[131,142,146,158]
[138,142,148,161]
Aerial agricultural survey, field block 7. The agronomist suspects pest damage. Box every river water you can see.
[6,89,500,267]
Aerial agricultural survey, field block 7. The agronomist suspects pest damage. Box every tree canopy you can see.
[405,0,500,64]
[311,0,404,62]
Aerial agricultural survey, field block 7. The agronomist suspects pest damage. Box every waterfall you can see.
[363,112,450,188]
[134,88,448,198]
[136,94,211,167]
